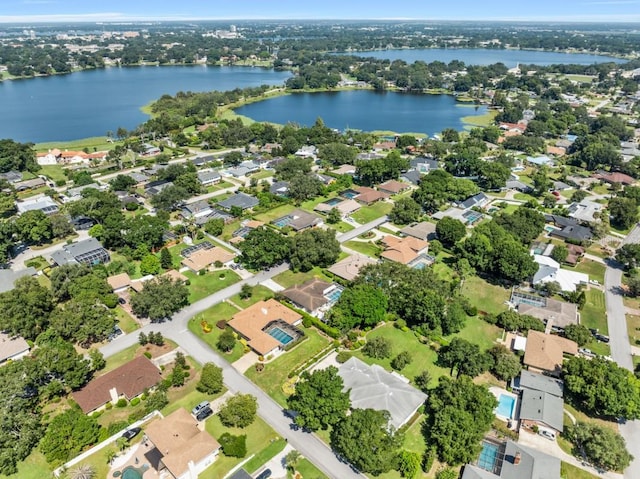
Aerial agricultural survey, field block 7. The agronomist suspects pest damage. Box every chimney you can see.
[109,387,119,404]
[514,452,521,466]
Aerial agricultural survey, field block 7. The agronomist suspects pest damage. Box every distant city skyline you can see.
[2,0,640,23]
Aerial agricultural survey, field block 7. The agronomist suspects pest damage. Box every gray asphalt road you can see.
[603,247,640,478]
[100,216,389,478]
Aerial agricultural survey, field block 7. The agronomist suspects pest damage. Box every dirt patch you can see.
[143,343,175,358]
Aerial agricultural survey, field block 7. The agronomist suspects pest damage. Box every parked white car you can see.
[539,429,556,441]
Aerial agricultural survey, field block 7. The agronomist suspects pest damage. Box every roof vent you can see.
[261,308,268,315]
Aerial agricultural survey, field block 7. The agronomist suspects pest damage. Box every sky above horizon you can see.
[1,0,640,23]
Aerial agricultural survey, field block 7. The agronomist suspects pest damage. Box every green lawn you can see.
[327,220,355,233]
[245,328,331,406]
[243,439,287,474]
[461,276,510,315]
[299,193,339,213]
[450,316,502,351]
[184,270,241,303]
[627,314,640,348]
[580,289,608,336]
[201,415,281,479]
[353,324,449,389]
[0,450,51,479]
[289,458,329,479]
[561,462,600,479]
[228,285,274,308]
[250,169,274,180]
[343,240,382,258]
[272,267,333,289]
[38,164,67,183]
[35,136,118,153]
[188,302,246,363]
[114,307,139,334]
[253,204,297,223]
[572,260,605,285]
[351,201,393,224]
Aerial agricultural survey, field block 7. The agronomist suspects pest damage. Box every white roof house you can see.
[532,255,588,292]
[338,357,427,430]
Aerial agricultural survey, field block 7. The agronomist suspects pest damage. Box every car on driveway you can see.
[195,406,213,422]
[539,429,556,441]
[192,401,210,416]
[255,469,272,479]
[122,427,141,440]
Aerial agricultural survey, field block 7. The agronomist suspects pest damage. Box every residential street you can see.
[100,217,388,478]
[604,224,640,479]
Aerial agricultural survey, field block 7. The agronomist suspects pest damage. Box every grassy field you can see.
[353,324,449,389]
[199,415,281,479]
[561,462,600,479]
[228,285,274,308]
[188,302,246,363]
[245,328,331,406]
[114,307,139,334]
[289,458,329,479]
[572,260,605,285]
[253,204,297,223]
[184,270,241,303]
[351,201,393,224]
[243,439,287,474]
[272,267,333,289]
[461,276,510,315]
[35,136,118,153]
[343,240,382,258]
[627,314,640,347]
[461,108,498,128]
[327,220,355,233]
[451,316,502,351]
[0,450,51,479]
[38,164,67,183]
[580,289,608,335]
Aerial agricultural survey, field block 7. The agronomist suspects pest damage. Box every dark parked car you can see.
[118,297,126,305]
[595,334,610,343]
[255,469,272,479]
[195,406,213,422]
[122,427,141,440]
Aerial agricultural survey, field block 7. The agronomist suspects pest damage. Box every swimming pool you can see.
[341,189,360,199]
[119,466,144,479]
[324,197,343,206]
[268,327,294,345]
[273,215,293,228]
[478,441,500,472]
[324,286,344,303]
[496,394,516,419]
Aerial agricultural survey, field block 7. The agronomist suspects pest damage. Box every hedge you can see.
[285,303,340,339]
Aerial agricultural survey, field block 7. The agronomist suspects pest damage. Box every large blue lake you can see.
[0,48,626,143]
[0,65,291,143]
[234,91,488,136]
[341,48,625,66]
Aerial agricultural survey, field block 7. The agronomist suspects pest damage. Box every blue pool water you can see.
[478,441,500,472]
[268,327,294,345]
[325,287,344,303]
[341,189,360,199]
[121,466,144,479]
[273,216,293,228]
[324,198,343,206]
[496,394,516,418]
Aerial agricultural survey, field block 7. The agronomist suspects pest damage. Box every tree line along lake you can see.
[0,48,624,143]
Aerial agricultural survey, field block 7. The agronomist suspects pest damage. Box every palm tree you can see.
[285,450,301,472]
[68,464,95,479]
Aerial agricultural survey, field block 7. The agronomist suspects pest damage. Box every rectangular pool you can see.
[324,286,344,303]
[268,327,294,345]
[478,441,500,472]
[496,394,516,419]
[324,197,342,206]
[341,189,360,199]
[272,215,293,228]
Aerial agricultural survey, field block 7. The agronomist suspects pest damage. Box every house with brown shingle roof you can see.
[328,254,377,281]
[523,330,577,377]
[353,186,390,205]
[107,272,131,293]
[593,171,636,186]
[228,299,303,356]
[380,235,429,266]
[281,279,336,316]
[314,198,361,217]
[378,180,410,195]
[180,247,235,272]
[72,356,161,413]
[0,332,30,364]
[145,408,220,479]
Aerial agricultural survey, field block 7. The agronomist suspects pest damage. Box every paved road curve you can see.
[604,225,640,479]
[101,217,390,478]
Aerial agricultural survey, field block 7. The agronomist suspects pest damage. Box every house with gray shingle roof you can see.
[218,192,259,211]
[462,440,560,479]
